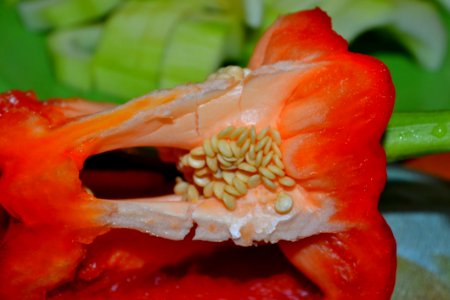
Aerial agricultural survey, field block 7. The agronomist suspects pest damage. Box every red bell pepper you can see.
[0,8,396,299]
[249,9,396,299]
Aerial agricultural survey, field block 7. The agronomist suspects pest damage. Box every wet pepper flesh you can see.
[0,9,396,300]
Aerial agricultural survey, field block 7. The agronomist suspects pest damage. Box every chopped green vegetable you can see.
[18,0,122,31]
[93,1,192,98]
[159,14,230,88]
[47,25,103,91]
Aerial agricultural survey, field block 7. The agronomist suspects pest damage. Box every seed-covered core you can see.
[174,126,296,213]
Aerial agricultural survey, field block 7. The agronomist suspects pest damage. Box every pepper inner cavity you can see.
[174,126,295,213]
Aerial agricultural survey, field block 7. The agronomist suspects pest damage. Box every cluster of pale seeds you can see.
[174,125,296,214]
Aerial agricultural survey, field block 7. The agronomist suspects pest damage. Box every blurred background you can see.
[0,0,449,298]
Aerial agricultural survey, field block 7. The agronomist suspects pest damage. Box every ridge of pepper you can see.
[174,125,296,213]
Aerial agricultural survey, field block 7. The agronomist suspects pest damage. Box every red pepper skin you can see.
[281,216,396,299]
[249,8,396,299]
[0,224,85,300]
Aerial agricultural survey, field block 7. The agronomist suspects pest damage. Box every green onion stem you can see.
[383,111,450,162]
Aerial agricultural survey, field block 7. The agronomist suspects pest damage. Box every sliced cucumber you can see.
[18,0,122,31]
[159,13,230,89]
[94,65,154,99]
[47,25,103,91]
[93,1,189,98]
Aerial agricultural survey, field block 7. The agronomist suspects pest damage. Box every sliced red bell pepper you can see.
[0,8,396,300]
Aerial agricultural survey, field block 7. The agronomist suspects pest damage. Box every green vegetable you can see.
[384,112,450,161]
[47,25,102,91]
[159,14,230,88]
[18,0,122,31]
[92,1,184,98]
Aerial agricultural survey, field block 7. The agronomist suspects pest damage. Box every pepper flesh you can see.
[0,9,396,299]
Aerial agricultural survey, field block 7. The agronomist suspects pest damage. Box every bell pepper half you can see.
[0,8,396,300]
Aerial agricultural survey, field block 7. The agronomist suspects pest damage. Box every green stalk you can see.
[383,111,450,161]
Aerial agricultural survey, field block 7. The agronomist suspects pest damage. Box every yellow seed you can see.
[255,151,263,167]
[273,155,285,169]
[279,176,296,187]
[236,129,249,146]
[240,142,250,155]
[250,126,256,143]
[195,168,209,177]
[174,181,189,195]
[213,170,222,179]
[175,176,183,183]
[259,167,276,180]
[193,175,210,187]
[218,140,233,157]
[247,174,261,188]
[241,139,251,156]
[225,184,241,197]
[233,177,248,194]
[206,156,219,172]
[272,143,282,157]
[245,152,256,165]
[188,155,205,169]
[221,164,238,171]
[230,141,241,158]
[261,152,273,167]
[238,162,257,173]
[213,182,225,199]
[191,146,205,156]
[268,164,285,177]
[262,176,277,190]
[203,139,215,157]
[222,171,235,185]
[248,145,256,160]
[263,138,273,154]
[211,135,219,152]
[257,127,269,140]
[222,193,236,210]
[187,185,200,202]
[217,154,233,167]
[203,182,214,198]
[236,171,250,182]
[221,154,238,163]
[218,126,235,139]
[275,192,293,214]
[270,128,282,145]
[230,127,245,139]
[256,136,270,152]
